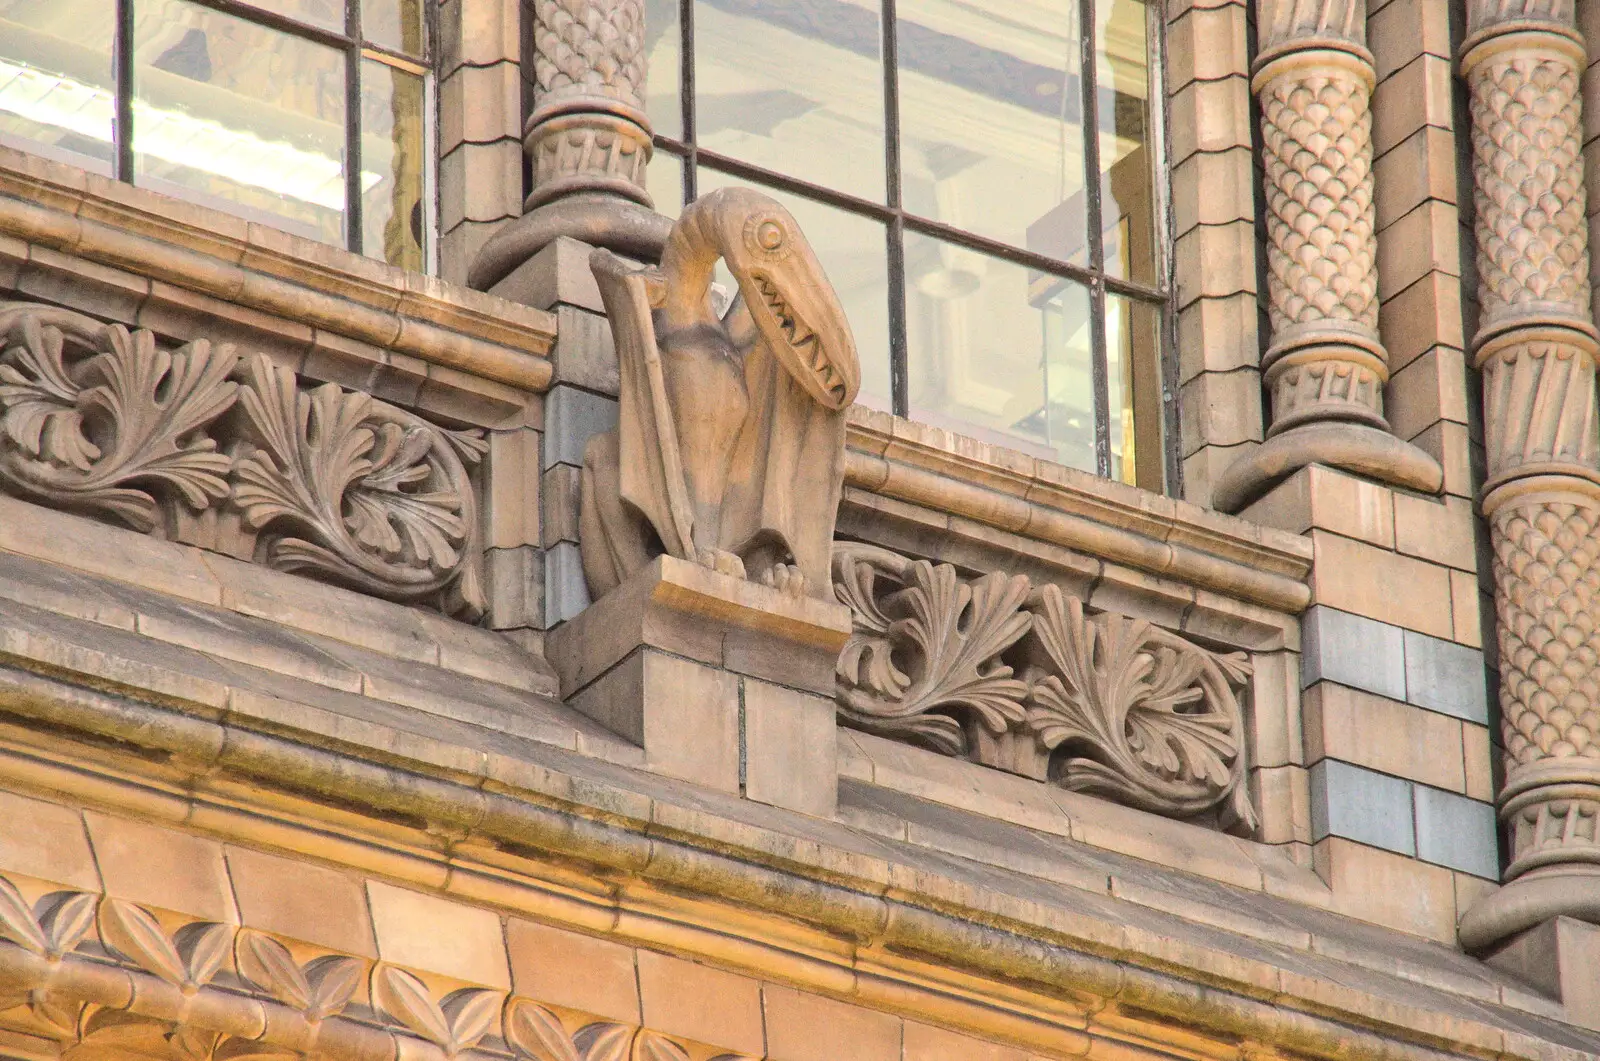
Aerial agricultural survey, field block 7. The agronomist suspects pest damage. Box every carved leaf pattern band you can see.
[832,544,1256,834]
[0,301,486,617]
[0,873,750,1061]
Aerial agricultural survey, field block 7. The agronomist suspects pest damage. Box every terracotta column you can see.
[1457,0,1600,952]
[1213,0,1441,511]
[468,0,672,291]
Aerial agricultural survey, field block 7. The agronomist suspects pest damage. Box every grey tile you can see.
[1403,629,1490,724]
[542,385,618,469]
[1413,785,1500,879]
[544,542,591,627]
[1302,606,1407,701]
[1310,759,1416,856]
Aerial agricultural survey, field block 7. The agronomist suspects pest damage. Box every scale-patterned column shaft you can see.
[1464,3,1600,888]
[1254,0,1388,434]
[524,0,653,211]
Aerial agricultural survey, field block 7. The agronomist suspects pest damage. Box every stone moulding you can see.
[0,875,747,1061]
[842,408,1314,615]
[832,543,1256,834]
[0,147,555,394]
[0,662,1577,1061]
[0,299,488,617]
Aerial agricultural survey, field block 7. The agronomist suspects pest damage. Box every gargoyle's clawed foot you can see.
[761,563,806,598]
[695,547,747,580]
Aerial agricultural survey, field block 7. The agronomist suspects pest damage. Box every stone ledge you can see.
[0,146,555,394]
[843,408,1313,617]
[0,659,1588,1060]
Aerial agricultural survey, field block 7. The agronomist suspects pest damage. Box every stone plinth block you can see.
[548,555,853,814]
[1485,915,1600,1030]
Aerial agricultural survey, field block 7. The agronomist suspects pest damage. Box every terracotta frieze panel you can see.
[0,300,487,618]
[0,874,750,1061]
[832,543,1257,834]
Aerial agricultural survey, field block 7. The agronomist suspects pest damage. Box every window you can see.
[0,0,433,271]
[645,0,1171,491]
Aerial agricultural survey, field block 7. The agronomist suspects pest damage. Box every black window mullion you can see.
[882,0,906,416]
[345,0,363,255]
[114,0,134,182]
[680,0,697,202]
[1077,0,1111,478]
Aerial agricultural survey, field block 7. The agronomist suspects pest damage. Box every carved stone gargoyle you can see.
[579,187,860,601]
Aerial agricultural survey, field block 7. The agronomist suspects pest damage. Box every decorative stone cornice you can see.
[1456,1,1600,951]
[832,543,1256,834]
[0,662,1583,1061]
[844,408,1314,615]
[0,299,488,617]
[0,148,554,394]
[1213,0,1441,512]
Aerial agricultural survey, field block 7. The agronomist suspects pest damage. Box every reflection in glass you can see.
[693,0,885,202]
[132,0,347,244]
[897,0,1085,264]
[644,0,681,141]
[1097,0,1156,284]
[647,148,685,220]
[1106,293,1163,491]
[698,168,893,413]
[905,230,1096,473]
[363,0,426,57]
[362,58,426,270]
[236,0,343,33]
[0,0,117,172]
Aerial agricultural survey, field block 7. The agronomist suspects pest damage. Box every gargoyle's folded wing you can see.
[590,249,695,561]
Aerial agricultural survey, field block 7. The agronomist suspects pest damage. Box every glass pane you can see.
[363,0,426,57]
[1107,293,1164,491]
[905,230,1096,473]
[132,0,347,245]
[1097,0,1156,284]
[361,58,426,270]
[698,167,892,413]
[0,0,116,173]
[693,0,885,202]
[235,0,344,33]
[647,148,684,219]
[644,0,681,140]
[897,0,1086,265]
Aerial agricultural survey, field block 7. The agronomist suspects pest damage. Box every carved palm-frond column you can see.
[468,0,671,290]
[1457,0,1600,952]
[1213,0,1442,511]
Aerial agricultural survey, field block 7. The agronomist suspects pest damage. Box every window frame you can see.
[655,0,1178,492]
[101,0,437,269]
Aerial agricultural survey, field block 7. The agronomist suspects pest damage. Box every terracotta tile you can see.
[226,846,376,956]
[763,984,900,1061]
[506,919,639,1024]
[1308,531,1454,639]
[0,790,99,891]
[367,881,509,988]
[85,812,237,922]
[1314,837,1458,942]
[902,1022,1029,1061]
[637,951,763,1056]
[1304,684,1466,793]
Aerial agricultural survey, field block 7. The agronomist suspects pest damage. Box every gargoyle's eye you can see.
[755,220,786,252]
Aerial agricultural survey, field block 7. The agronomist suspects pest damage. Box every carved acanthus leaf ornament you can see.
[0,301,486,617]
[833,544,1256,834]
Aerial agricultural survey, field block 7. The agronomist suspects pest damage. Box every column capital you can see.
[1256,0,1373,73]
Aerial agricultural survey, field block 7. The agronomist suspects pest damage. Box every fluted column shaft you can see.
[1213,0,1440,511]
[468,0,671,291]
[1458,0,1600,952]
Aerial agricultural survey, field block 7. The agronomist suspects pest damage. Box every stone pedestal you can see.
[546,555,852,817]
[1486,915,1600,1029]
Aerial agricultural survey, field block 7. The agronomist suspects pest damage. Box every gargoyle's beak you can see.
[741,255,860,410]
